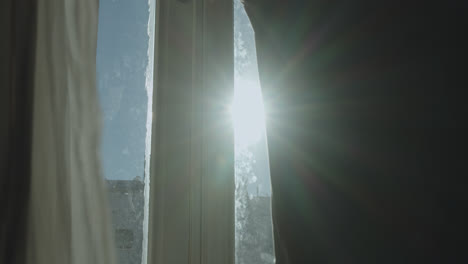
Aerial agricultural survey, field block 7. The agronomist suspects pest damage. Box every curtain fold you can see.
[27,0,116,263]
[243,1,466,263]
[1,0,116,263]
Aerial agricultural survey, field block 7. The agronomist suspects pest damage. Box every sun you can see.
[230,79,266,148]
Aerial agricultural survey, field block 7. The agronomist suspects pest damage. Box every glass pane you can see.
[234,1,275,263]
[96,0,155,263]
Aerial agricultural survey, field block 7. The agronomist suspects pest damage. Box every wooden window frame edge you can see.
[147,0,234,263]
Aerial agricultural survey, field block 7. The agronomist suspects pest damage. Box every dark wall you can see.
[1,1,36,263]
[244,1,467,263]
[0,0,12,179]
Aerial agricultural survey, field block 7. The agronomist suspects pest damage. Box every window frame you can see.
[147,0,234,263]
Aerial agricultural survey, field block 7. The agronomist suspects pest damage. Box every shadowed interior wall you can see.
[1,1,36,263]
[243,1,466,263]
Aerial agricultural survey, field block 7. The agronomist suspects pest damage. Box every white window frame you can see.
[147,0,234,263]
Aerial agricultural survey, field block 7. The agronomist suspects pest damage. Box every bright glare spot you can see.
[231,79,266,148]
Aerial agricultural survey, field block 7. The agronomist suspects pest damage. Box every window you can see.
[96,0,155,263]
[234,1,275,263]
[97,1,273,263]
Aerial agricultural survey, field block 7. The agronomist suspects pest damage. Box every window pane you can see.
[234,1,275,263]
[96,0,155,263]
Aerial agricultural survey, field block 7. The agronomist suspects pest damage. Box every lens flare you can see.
[231,79,265,148]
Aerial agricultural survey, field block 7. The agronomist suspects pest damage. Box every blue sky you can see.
[96,0,150,180]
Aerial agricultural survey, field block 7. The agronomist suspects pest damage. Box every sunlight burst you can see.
[231,79,266,148]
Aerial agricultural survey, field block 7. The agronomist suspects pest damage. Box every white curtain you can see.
[26,0,116,263]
